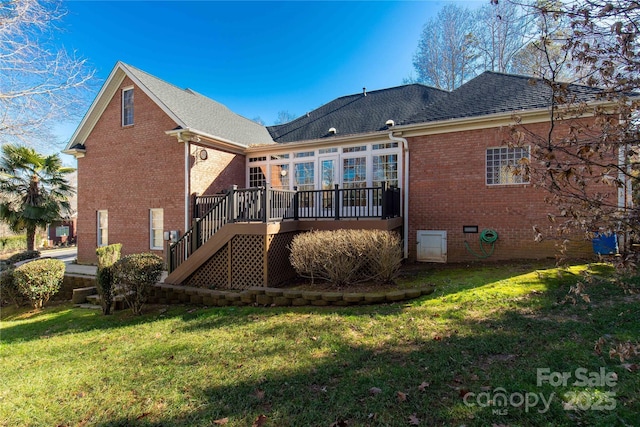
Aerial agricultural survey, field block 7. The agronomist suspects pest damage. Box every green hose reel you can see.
[464,228,498,259]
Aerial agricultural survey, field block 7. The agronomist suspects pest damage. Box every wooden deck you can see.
[165,217,402,288]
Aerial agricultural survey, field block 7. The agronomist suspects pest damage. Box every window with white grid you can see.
[150,209,164,250]
[122,88,134,126]
[97,210,108,247]
[249,166,266,187]
[486,146,529,185]
[373,154,398,188]
[270,164,290,189]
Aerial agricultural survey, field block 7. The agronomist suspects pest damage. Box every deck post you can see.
[381,182,388,219]
[191,219,200,254]
[262,185,269,223]
[192,192,199,219]
[293,186,299,220]
[334,184,340,220]
[227,185,237,223]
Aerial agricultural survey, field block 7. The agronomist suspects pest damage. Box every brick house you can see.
[64,62,615,288]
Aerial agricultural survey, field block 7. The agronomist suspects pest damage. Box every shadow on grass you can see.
[0,261,616,345]
[3,261,638,426]
[87,299,638,427]
[0,303,262,344]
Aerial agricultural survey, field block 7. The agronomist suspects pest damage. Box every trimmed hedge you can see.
[113,253,164,315]
[95,244,122,315]
[289,229,402,287]
[96,243,122,269]
[0,235,26,253]
[13,259,65,309]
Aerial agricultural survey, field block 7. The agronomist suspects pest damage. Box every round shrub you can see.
[289,229,402,287]
[113,253,164,315]
[0,268,23,307]
[13,258,65,309]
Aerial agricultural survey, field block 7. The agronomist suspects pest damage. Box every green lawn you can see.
[1,261,639,426]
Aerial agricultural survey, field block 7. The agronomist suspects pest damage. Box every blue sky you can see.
[55,1,484,145]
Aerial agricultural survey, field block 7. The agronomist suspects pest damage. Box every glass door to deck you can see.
[320,156,338,216]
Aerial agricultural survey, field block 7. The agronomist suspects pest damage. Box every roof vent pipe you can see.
[363,87,367,96]
[386,119,395,127]
[328,127,337,135]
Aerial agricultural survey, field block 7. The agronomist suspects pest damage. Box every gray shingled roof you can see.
[122,63,274,146]
[406,71,606,124]
[267,72,606,144]
[267,84,448,143]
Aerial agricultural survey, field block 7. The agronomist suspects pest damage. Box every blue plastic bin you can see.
[592,233,618,255]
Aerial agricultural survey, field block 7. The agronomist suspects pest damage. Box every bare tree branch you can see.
[0,0,95,148]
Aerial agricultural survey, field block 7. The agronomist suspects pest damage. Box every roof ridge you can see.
[469,70,604,92]
[120,62,197,95]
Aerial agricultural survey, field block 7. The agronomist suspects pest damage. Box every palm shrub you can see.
[0,145,75,251]
[113,253,164,315]
[13,258,65,309]
[95,243,122,315]
[0,268,23,307]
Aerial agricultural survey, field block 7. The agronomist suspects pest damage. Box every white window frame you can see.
[486,146,530,185]
[122,86,134,126]
[150,208,164,250]
[244,142,402,191]
[97,210,108,247]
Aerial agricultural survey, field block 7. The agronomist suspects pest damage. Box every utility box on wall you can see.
[417,230,447,263]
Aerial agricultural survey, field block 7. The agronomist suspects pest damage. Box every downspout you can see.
[618,113,631,253]
[388,131,409,259]
[183,136,190,233]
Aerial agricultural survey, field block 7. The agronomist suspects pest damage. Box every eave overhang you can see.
[165,128,249,155]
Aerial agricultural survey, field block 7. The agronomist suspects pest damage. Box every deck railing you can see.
[170,184,401,272]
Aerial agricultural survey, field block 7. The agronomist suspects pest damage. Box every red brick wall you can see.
[406,123,597,262]
[77,77,185,264]
[190,145,245,196]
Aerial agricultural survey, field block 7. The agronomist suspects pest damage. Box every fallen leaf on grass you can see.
[213,418,229,425]
[254,389,265,400]
[330,420,349,427]
[397,391,408,402]
[418,382,430,392]
[252,414,267,427]
[622,363,639,372]
[408,414,420,425]
[369,387,382,395]
[458,388,471,399]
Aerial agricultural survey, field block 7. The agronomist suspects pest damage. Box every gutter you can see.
[165,128,249,155]
[388,131,409,259]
